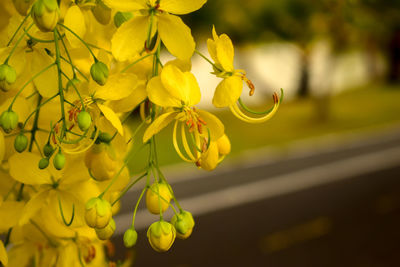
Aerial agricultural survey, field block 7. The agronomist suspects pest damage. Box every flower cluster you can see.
[0,0,281,265]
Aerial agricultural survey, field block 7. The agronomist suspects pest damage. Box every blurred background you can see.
[114,0,400,266]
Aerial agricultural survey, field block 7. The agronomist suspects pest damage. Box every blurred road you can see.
[113,128,400,267]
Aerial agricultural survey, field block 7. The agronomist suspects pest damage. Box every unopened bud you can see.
[123,228,138,248]
[38,157,49,169]
[95,218,115,240]
[90,61,108,86]
[77,111,92,131]
[147,221,176,252]
[145,183,172,214]
[171,211,195,239]
[14,133,28,153]
[85,197,112,229]
[0,64,17,91]
[216,134,231,155]
[92,2,111,25]
[31,0,59,32]
[43,143,54,157]
[53,149,65,170]
[97,132,112,144]
[0,110,19,133]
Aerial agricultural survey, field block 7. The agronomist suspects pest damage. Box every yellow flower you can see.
[0,240,7,267]
[147,220,176,252]
[84,143,118,181]
[143,64,225,168]
[105,0,206,61]
[207,26,281,123]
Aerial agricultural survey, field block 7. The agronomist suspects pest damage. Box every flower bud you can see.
[113,12,133,28]
[43,143,54,158]
[31,0,59,32]
[14,133,28,153]
[85,197,112,229]
[0,64,17,91]
[90,61,109,86]
[217,134,231,155]
[53,149,65,170]
[171,211,195,239]
[95,218,115,240]
[97,132,112,144]
[147,221,176,252]
[123,227,138,248]
[77,111,92,131]
[0,110,19,133]
[12,0,34,16]
[145,183,172,214]
[199,141,219,171]
[84,143,117,181]
[92,2,111,25]
[38,157,49,169]
[66,77,80,91]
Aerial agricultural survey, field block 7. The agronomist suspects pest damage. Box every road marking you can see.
[115,145,400,233]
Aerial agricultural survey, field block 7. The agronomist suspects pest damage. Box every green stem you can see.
[131,186,147,228]
[60,56,89,81]
[7,10,31,46]
[4,23,34,64]
[146,12,155,49]
[54,29,67,138]
[28,96,43,152]
[58,32,75,76]
[26,32,55,43]
[23,94,58,129]
[121,53,153,73]
[30,220,58,247]
[194,49,222,72]
[60,71,85,110]
[9,63,56,110]
[112,172,147,206]
[57,23,97,60]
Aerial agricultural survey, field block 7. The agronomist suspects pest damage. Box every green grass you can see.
[127,84,400,173]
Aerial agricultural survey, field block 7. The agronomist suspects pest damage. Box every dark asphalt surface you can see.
[112,129,400,267]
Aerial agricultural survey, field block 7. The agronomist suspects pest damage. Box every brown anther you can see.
[197,122,203,134]
[84,245,96,263]
[272,92,279,104]
[68,124,75,131]
[195,161,201,167]
[186,118,193,127]
[144,41,151,53]
[74,109,80,122]
[246,79,255,96]
[52,133,56,144]
[197,117,207,125]
[68,110,74,121]
[54,123,60,133]
[155,3,160,9]
[105,241,115,258]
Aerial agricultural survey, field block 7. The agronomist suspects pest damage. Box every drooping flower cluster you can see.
[0,0,281,265]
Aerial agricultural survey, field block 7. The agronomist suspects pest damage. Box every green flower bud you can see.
[53,150,65,170]
[0,64,17,91]
[0,110,19,133]
[147,221,176,252]
[38,158,49,169]
[12,0,34,16]
[97,132,112,144]
[123,228,138,248]
[95,218,115,240]
[113,11,133,28]
[66,77,80,91]
[92,2,111,25]
[85,197,112,229]
[43,143,54,158]
[31,0,59,32]
[171,211,195,239]
[90,61,108,86]
[146,183,172,215]
[77,111,92,132]
[14,133,28,153]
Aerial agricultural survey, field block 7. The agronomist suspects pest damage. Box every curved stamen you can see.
[173,121,195,162]
[58,195,75,227]
[181,123,196,161]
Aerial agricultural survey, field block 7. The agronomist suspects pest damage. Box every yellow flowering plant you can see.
[0,0,282,265]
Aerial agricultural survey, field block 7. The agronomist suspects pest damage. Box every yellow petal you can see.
[0,241,7,267]
[197,110,224,141]
[103,0,145,11]
[93,73,138,101]
[9,152,51,185]
[0,131,4,163]
[97,104,124,135]
[147,76,181,107]
[216,34,234,72]
[143,111,177,142]
[19,190,49,225]
[200,141,219,171]
[64,5,86,48]
[0,201,24,232]
[108,82,147,113]
[160,64,200,106]
[158,13,194,60]
[212,76,242,108]
[111,15,149,61]
[164,58,192,72]
[160,0,207,15]
[207,38,218,65]
[31,49,58,98]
